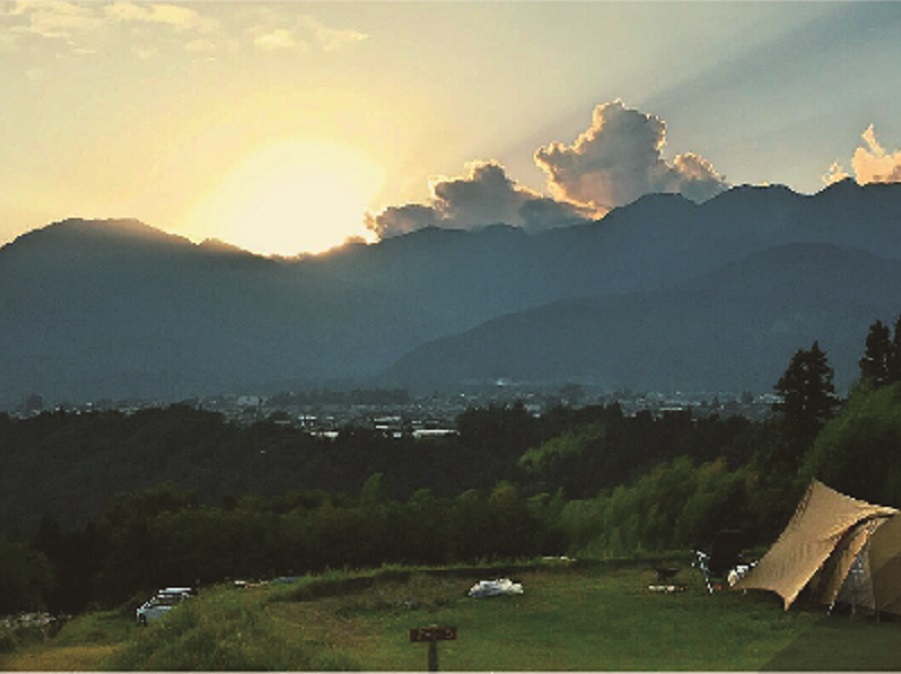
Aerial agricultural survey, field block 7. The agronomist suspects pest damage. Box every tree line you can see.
[4,316,901,615]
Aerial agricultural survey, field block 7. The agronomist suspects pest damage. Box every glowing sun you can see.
[186,138,384,256]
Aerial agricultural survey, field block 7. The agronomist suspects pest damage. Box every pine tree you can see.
[889,315,901,384]
[774,341,840,451]
[859,319,893,386]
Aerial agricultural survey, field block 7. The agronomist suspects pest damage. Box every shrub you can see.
[105,588,357,670]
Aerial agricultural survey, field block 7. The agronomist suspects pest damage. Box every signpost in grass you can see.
[410,625,457,671]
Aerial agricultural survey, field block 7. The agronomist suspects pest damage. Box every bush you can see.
[804,382,901,504]
[0,540,55,614]
[105,588,358,670]
[561,457,758,556]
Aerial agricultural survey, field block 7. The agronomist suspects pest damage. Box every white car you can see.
[136,587,194,626]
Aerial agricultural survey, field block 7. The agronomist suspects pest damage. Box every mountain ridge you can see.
[383,242,901,393]
[3,180,901,405]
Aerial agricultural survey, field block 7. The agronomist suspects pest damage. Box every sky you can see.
[2,1,901,256]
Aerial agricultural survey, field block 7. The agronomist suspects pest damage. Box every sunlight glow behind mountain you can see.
[2,3,901,254]
[181,139,383,256]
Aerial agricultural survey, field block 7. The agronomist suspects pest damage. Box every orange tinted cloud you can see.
[822,161,850,186]
[854,124,901,183]
[535,100,727,215]
[367,101,729,239]
[825,125,901,186]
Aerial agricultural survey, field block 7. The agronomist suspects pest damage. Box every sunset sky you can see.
[3,1,901,256]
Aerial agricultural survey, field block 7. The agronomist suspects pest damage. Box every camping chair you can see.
[693,530,747,593]
[653,566,680,583]
[647,564,685,593]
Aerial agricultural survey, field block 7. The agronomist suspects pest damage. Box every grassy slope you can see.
[0,609,132,671]
[3,562,901,671]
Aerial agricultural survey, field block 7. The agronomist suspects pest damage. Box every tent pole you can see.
[868,544,878,623]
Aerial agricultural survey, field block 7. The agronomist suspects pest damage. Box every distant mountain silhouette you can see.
[0,218,422,404]
[383,243,901,392]
[3,180,901,405]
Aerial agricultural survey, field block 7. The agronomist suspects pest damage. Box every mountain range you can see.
[3,178,901,407]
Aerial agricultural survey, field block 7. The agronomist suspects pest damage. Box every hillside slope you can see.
[384,243,901,392]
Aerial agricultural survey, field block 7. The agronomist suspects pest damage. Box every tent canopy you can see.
[733,480,899,611]
[869,513,901,614]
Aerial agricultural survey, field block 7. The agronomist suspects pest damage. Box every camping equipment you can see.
[694,529,749,593]
[468,578,524,598]
[732,480,901,617]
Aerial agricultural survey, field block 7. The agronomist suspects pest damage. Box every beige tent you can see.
[733,480,901,615]
[868,513,901,614]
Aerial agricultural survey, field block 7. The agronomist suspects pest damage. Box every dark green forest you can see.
[4,317,901,616]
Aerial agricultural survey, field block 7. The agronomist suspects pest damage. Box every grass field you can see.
[2,560,900,671]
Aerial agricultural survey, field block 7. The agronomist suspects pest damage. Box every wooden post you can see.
[428,637,439,672]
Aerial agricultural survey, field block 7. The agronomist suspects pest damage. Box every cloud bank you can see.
[366,161,591,239]
[535,100,727,215]
[368,100,728,239]
[7,0,103,40]
[825,124,901,186]
[1,1,366,57]
[249,13,367,54]
[104,2,215,33]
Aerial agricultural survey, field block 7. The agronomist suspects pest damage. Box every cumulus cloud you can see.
[366,161,591,239]
[822,161,850,186]
[366,101,730,240]
[519,196,590,232]
[824,125,901,186]
[365,204,440,239]
[104,2,217,33]
[249,12,366,53]
[534,100,728,215]
[2,2,363,58]
[8,0,103,40]
[429,161,534,229]
[304,16,367,53]
[252,27,306,53]
[853,125,901,183]
[3,0,219,54]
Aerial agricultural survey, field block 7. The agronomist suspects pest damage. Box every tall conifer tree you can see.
[774,341,839,453]
[859,319,893,386]
[890,315,901,383]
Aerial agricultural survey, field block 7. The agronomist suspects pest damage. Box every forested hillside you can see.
[5,315,901,617]
[0,402,756,536]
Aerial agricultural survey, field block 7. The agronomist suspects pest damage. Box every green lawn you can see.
[4,562,900,670]
[293,567,810,671]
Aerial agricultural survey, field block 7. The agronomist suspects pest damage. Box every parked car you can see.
[136,587,195,626]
